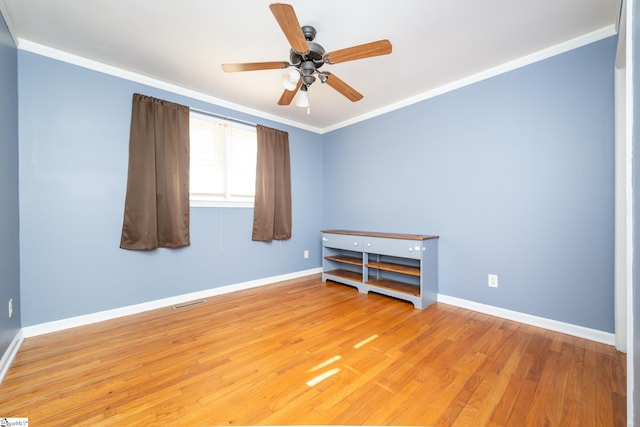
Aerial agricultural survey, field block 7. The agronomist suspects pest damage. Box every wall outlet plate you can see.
[488,274,498,288]
[304,250,309,259]
[8,298,13,318]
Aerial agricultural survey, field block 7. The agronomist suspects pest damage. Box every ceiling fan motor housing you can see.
[290,42,325,66]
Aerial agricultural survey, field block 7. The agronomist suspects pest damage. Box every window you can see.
[189,112,257,207]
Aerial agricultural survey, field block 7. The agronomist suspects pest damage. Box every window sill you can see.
[190,200,254,208]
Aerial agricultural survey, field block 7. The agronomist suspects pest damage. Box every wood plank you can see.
[366,277,420,296]
[523,339,571,426]
[367,261,420,276]
[596,346,624,426]
[559,340,587,426]
[324,254,363,266]
[583,339,599,426]
[0,274,626,426]
[322,229,438,240]
[323,269,363,282]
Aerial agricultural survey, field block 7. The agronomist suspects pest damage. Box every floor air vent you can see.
[172,300,207,310]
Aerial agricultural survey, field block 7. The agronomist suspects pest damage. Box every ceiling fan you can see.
[221,3,392,109]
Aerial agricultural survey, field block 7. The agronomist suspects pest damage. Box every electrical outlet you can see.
[488,274,498,288]
[8,298,13,318]
[304,250,309,259]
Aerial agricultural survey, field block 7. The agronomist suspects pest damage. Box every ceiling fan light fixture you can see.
[281,68,301,91]
[222,4,392,108]
[295,85,310,108]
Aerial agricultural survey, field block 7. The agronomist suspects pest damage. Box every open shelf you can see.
[366,277,420,296]
[367,261,420,276]
[324,255,363,267]
[321,230,438,309]
[323,269,363,283]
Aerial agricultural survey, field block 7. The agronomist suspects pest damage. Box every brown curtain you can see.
[120,93,190,250]
[252,125,292,242]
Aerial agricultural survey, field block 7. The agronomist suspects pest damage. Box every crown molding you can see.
[15,23,616,135]
[16,39,324,134]
[322,25,618,133]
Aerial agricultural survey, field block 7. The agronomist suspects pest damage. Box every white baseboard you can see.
[0,329,24,384]
[19,270,614,347]
[23,268,322,338]
[437,294,615,346]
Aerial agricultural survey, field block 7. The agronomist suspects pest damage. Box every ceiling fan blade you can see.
[278,79,303,105]
[221,61,289,72]
[324,39,392,64]
[269,3,309,54]
[324,73,363,102]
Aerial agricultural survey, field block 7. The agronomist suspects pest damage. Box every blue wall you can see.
[0,13,21,353]
[13,34,618,334]
[323,37,616,332]
[17,52,323,326]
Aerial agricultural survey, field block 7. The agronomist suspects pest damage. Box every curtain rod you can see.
[189,107,258,128]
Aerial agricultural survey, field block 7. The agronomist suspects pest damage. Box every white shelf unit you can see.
[321,230,438,309]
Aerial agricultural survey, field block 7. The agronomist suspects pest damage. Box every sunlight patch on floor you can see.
[306,368,341,387]
[354,334,378,349]
[310,355,342,372]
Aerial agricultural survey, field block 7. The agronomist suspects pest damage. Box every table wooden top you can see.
[321,229,439,240]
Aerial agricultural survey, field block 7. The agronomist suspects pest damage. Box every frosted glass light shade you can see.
[281,69,300,91]
[295,89,309,108]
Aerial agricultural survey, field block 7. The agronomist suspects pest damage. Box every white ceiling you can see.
[0,0,619,132]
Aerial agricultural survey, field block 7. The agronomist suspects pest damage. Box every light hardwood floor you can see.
[1,274,626,426]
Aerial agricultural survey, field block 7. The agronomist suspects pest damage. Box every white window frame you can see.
[189,112,257,208]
